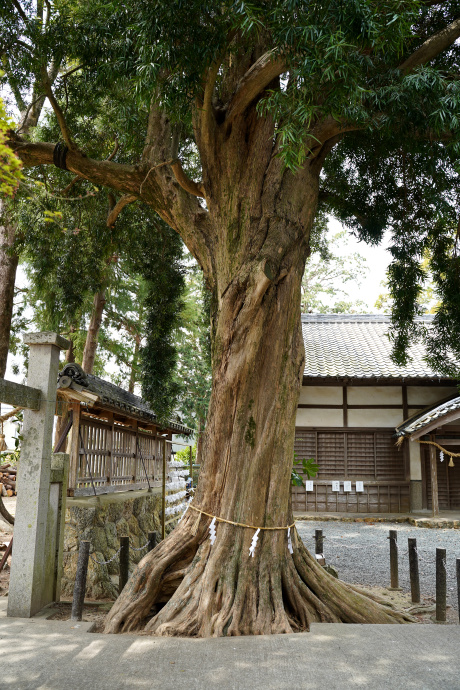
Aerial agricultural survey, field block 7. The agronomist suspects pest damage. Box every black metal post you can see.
[148,531,158,552]
[436,547,447,623]
[71,540,90,621]
[119,536,130,594]
[314,529,324,555]
[456,558,460,625]
[408,538,420,604]
[389,530,399,589]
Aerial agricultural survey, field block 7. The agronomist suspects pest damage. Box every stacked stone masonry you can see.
[61,465,188,600]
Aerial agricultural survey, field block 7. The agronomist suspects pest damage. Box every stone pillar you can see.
[8,332,70,618]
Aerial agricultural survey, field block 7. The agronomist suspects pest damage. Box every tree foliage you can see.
[301,229,369,313]
[0,91,22,196]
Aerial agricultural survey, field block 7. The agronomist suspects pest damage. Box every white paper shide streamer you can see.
[287,527,293,554]
[249,528,260,558]
[209,516,217,545]
[440,450,444,463]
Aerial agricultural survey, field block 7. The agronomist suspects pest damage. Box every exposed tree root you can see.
[104,520,415,637]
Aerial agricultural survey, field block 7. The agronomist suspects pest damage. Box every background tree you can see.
[301,227,369,313]
[174,258,212,461]
[6,1,460,636]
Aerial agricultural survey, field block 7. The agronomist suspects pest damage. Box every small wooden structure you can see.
[292,315,458,514]
[396,397,460,515]
[56,363,193,497]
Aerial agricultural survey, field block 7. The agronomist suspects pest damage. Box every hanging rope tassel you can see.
[209,516,217,545]
[449,456,455,468]
[287,527,293,554]
[249,528,260,558]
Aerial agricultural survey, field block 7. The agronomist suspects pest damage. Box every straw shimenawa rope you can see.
[415,438,460,457]
[0,407,23,424]
[187,504,295,531]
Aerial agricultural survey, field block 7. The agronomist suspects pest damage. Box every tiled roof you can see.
[57,363,193,435]
[396,396,460,437]
[301,314,448,380]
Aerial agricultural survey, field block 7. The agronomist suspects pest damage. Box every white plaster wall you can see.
[407,386,456,405]
[295,408,343,427]
[347,408,405,428]
[347,386,402,405]
[298,386,342,405]
[409,441,422,480]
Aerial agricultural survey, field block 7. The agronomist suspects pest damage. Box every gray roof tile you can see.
[397,396,460,436]
[301,314,447,380]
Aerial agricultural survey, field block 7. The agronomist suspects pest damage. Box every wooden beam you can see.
[0,378,41,410]
[429,435,439,517]
[67,403,81,494]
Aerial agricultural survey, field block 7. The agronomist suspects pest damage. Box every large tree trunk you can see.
[0,204,19,379]
[81,289,106,374]
[104,160,412,635]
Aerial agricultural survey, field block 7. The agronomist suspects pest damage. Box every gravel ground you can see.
[297,520,460,613]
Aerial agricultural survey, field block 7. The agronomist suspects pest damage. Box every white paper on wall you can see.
[343,481,352,492]
[305,480,313,492]
[331,481,340,492]
[355,481,364,492]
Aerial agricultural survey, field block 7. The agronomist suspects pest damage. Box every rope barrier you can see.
[129,541,150,552]
[89,537,152,564]
[187,504,295,531]
[90,547,122,565]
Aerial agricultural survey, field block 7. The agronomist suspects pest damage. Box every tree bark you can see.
[128,338,140,394]
[81,289,106,374]
[54,330,76,449]
[0,203,19,379]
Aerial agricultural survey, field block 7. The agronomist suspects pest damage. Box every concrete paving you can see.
[0,600,459,689]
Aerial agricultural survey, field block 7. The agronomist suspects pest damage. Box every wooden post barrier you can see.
[456,558,460,625]
[148,531,158,552]
[119,536,130,594]
[408,538,420,604]
[314,529,324,555]
[389,530,401,590]
[71,540,90,621]
[436,547,447,623]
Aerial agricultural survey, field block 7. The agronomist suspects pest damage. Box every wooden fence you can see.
[70,413,170,496]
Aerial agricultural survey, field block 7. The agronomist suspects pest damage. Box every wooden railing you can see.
[70,414,170,496]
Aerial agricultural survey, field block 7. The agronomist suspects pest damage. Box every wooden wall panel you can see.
[293,428,409,513]
[424,444,460,509]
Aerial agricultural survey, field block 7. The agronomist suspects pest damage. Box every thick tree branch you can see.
[8,134,143,195]
[41,69,76,150]
[106,194,137,227]
[399,17,460,75]
[224,51,286,125]
[171,159,206,198]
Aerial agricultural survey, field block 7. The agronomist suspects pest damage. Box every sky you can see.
[319,218,392,311]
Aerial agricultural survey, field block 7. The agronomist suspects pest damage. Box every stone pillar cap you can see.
[23,332,71,350]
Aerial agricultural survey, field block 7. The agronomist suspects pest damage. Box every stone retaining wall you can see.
[61,482,187,600]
